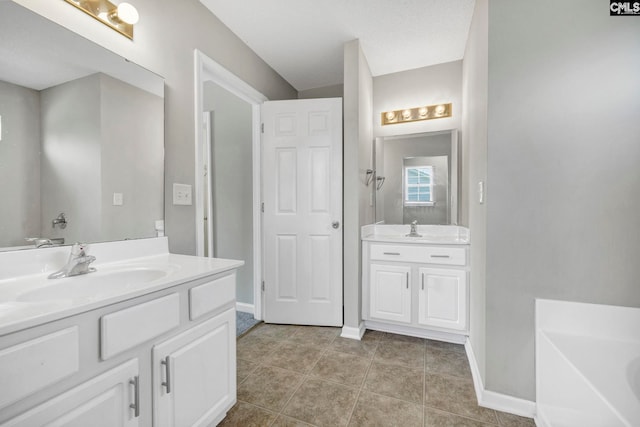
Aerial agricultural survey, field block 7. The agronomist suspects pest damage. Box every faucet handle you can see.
[71,242,88,257]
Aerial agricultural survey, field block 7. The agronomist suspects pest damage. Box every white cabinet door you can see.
[369,264,412,323]
[3,360,139,427]
[153,308,236,427]
[418,267,467,331]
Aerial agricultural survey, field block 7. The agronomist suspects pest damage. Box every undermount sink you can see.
[16,266,177,303]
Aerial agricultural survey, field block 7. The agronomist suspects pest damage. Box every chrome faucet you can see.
[52,212,67,229]
[406,220,422,237]
[48,243,96,279]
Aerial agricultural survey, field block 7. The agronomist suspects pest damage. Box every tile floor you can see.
[220,324,536,427]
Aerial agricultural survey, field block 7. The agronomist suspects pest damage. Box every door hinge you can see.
[261,202,264,213]
[261,281,265,292]
[261,123,264,133]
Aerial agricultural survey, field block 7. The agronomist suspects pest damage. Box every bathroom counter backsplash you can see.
[0,237,243,336]
[361,224,470,245]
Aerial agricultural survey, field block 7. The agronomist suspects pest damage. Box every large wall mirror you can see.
[0,2,164,251]
[374,130,459,225]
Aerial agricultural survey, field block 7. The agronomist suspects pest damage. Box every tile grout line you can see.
[268,329,340,426]
[343,335,378,426]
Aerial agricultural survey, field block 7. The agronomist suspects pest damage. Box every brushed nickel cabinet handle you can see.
[161,356,171,393]
[384,252,401,255]
[129,376,140,417]
[430,254,450,258]
[421,273,424,290]
[406,272,409,289]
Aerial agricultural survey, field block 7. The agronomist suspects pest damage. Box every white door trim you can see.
[194,49,267,320]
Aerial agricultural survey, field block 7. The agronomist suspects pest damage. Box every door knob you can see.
[332,221,340,229]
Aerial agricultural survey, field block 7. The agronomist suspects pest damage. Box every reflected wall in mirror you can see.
[374,130,458,225]
[0,2,164,251]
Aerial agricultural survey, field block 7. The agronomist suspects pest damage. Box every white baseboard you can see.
[464,339,537,420]
[236,302,254,314]
[365,320,466,344]
[341,322,366,340]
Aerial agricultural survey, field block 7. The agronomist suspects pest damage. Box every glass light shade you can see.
[117,3,139,24]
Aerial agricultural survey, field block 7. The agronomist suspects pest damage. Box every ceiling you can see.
[200,0,476,92]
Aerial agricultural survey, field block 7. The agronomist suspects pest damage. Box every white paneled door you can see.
[262,98,342,326]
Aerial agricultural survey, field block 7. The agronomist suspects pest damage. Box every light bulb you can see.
[418,107,428,117]
[402,109,412,120]
[435,105,445,116]
[385,111,396,121]
[117,3,139,24]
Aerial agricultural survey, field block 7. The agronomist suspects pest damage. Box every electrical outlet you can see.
[173,183,192,205]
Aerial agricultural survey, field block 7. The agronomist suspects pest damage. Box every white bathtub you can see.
[536,299,640,427]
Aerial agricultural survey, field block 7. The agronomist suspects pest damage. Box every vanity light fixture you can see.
[381,103,452,125]
[63,0,139,40]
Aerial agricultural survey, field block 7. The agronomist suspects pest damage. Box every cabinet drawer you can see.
[189,273,236,320]
[101,293,180,360]
[370,244,466,266]
[0,327,79,409]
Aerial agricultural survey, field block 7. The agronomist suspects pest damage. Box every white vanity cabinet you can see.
[0,269,239,427]
[363,238,469,341]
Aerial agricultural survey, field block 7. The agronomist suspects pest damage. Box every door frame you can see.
[194,49,267,320]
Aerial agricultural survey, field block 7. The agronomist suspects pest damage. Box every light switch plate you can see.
[173,183,192,205]
[113,192,123,206]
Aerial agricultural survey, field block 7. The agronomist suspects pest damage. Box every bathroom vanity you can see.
[0,238,242,426]
[361,224,470,343]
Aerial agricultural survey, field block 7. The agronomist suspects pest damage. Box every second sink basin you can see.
[16,266,178,303]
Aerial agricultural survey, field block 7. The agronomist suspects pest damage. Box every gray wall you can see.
[40,74,102,243]
[0,81,41,246]
[16,0,297,256]
[343,39,374,330]
[485,0,640,400]
[373,61,465,224]
[462,0,488,385]
[373,61,462,139]
[298,84,344,99]
[100,74,164,242]
[203,81,254,305]
[380,133,451,224]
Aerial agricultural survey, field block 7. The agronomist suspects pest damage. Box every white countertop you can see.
[0,237,244,336]
[361,224,470,245]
